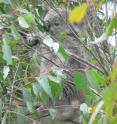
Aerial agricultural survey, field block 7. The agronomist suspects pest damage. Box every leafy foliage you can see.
[0,0,117,124]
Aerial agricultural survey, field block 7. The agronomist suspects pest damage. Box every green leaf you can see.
[48,75,61,83]
[88,70,104,85]
[40,91,49,104]
[58,45,68,61]
[43,36,59,54]
[36,5,43,17]
[0,99,3,121]
[17,107,25,124]
[18,16,29,28]
[49,108,57,120]
[52,42,59,54]
[102,115,110,124]
[103,83,117,117]
[2,35,12,65]
[58,32,67,41]
[86,70,101,91]
[111,62,117,82]
[73,71,88,91]
[26,102,33,113]
[89,100,104,124]
[37,77,52,98]
[10,25,21,41]
[8,40,18,47]
[35,18,44,31]
[17,8,31,14]
[3,66,10,80]
[32,82,41,96]
[23,88,32,102]
[0,0,10,4]
[80,103,90,116]
[23,14,35,25]
[43,35,54,47]
[32,81,49,103]
[111,118,117,124]
[106,16,117,36]
[49,66,66,84]
[49,80,63,98]
[23,88,34,113]
[1,113,7,124]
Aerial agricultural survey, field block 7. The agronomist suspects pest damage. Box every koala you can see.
[25,8,85,124]
[38,8,85,124]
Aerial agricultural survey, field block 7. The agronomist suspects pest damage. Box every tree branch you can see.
[67,50,104,74]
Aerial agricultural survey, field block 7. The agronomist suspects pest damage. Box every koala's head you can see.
[44,8,71,38]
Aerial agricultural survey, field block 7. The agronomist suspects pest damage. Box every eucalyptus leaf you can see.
[23,88,34,113]
[0,99,3,121]
[3,66,10,80]
[49,108,57,120]
[18,16,29,28]
[17,107,25,124]
[23,14,35,25]
[48,75,61,83]
[103,83,117,117]
[0,0,10,4]
[86,70,101,91]
[23,88,33,102]
[106,16,117,36]
[43,35,59,54]
[43,35,53,47]
[58,32,66,41]
[37,77,52,98]
[80,103,90,115]
[89,100,104,124]
[26,101,33,113]
[1,113,7,124]
[35,18,44,31]
[36,5,43,17]
[32,82,41,96]
[11,25,20,41]
[17,8,31,14]
[59,46,68,61]
[49,80,63,98]
[2,35,12,65]
[52,42,59,54]
[74,71,88,91]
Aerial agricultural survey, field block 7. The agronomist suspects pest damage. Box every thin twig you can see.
[67,50,104,74]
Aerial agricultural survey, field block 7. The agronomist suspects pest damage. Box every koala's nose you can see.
[43,21,50,32]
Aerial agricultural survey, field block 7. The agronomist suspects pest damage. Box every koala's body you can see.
[25,8,85,124]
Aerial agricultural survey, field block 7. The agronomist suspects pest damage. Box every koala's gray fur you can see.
[43,8,84,69]
[25,8,85,124]
[44,8,70,36]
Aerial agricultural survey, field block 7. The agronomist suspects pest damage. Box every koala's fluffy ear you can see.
[21,32,41,47]
[26,34,40,47]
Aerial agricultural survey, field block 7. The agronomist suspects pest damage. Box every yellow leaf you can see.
[63,0,67,3]
[68,3,88,23]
